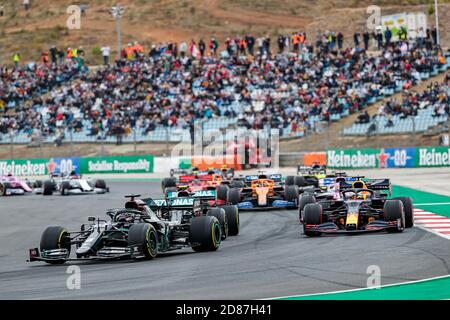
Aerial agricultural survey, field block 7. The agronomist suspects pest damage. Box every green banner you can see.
[80,155,154,174]
[0,158,49,176]
[327,149,381,169]
[415,147,450,167]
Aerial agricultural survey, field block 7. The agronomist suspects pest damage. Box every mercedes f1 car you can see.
[34,171,109,196]
[298,178,414,236]
[223,174,299,210]
[0,174,32,196]
[28,194,224,264]
[155,189,240,239]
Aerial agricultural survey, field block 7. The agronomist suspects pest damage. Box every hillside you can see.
[0,0,449,64]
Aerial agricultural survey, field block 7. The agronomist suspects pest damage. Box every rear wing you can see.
[245,174,282,183]
[339,178,392,195]
[179,174,214,183]
[297,165,326,174]
[166,190,217,201]
[143,197,201,211]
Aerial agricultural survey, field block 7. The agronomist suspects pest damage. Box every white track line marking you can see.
[263,275,450,300]
[415,202,450,206]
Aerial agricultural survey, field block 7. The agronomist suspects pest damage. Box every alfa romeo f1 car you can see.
[28,195,224,264]
[223,174,299,210]
[298,178,414,236]
[0,174,32,196]
[34,171,109,196]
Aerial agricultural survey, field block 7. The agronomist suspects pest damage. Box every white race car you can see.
[34,172,109,196]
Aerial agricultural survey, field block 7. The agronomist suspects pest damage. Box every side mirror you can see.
[88,216,96,222]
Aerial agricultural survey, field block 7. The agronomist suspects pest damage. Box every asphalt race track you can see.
[0,181,449,299]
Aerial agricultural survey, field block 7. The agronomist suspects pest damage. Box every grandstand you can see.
[1,40,448,147]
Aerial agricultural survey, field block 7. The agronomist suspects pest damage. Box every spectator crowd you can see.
[0,29,448,145]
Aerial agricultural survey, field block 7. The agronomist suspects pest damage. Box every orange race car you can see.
[223,174,299,210]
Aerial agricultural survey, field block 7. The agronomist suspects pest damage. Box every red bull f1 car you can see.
[299,178,414,236]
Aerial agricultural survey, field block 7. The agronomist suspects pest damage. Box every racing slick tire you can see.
[299,193,316,222]
[60,181,71,196]
[128,223,158,259]
[164,187,178,198]
[216,184,229,201]
[95,179,107,190]
[40,226,71,264]
[294,176,307,187]
[392,196,414,228]
[161,177,177,190]
[285,185,299,202]
[33,180,43,189]
[0,182,10,196]
[285,176,295,186]
[43,180,54,196]
[190,216,221,252]
[227,187,241,205]
[303,203,322,237]
[207,208,228,240]
[384,200,405,233]
[220,205,240,236]
[230,180,245,188]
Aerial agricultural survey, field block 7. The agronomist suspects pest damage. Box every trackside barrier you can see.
[327,147,450,169]
[0,155,154,176]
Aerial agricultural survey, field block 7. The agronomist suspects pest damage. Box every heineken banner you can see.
[0,158,49,176]
[0,155,154,176]
[80,155,154,174]
[327,149,380,169]
[416,147,450,167]
[327,147,450,169]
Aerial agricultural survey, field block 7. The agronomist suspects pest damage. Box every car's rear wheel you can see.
[216,184,229,201]
[303,203,322,237]
[220,205,239,236]
[384,200,405,233]
[294,176,307,187]
[128,223,158,259]
[392,197,413,228]
[60,181,70,196]
[190,216,221,252]
[43,180,53,196]
[40,226,71,264]
[207,208,228,240]
[0,183,9,196]
[284,185,299,202]
[285,176,295,186]
[161,178,176,190]
[95,179,107,189]
[299,193,316,222]
[227,187,240,205]
[33,180,42,189]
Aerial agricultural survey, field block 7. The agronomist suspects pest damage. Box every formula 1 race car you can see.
[34,171,109,196]
[169,166,235,179]
[223,174,299,210]
[299,178,414,236]
[28,195,223,264]
[0,174,32,196]
[153,189,240,239]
